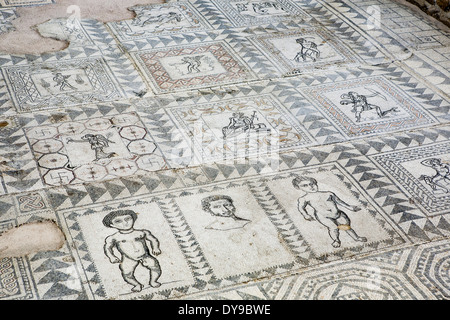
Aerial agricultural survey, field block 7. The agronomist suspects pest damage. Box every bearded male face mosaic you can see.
[0,0,449,301]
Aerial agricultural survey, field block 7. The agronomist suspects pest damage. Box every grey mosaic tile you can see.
[0,0,449,301]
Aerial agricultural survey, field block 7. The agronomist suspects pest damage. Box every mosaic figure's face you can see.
[208,199,236,217]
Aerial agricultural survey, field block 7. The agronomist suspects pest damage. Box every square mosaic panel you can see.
[372,142,450,216]
[15,192,48,214]
[0,8,17,35]
[169,94,313,163]
[172,184,296,278]
[249,28,360,76]
[132,41,257,94]
[60,199,196,299]
[210,0,310,27]
[1,58,125,113]
[25,113,167,186]
[108,1,212,42]
[36,18,96,47]
[301,76,437,138]
[0,220,35,300]
[261,164,405,259]
[0,0,53,7]
[56,162,405,299]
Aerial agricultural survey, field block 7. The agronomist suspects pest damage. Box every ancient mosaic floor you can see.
[0,0,449,300]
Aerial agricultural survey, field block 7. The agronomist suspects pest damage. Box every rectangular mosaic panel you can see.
[0,0,53,7]
[55,161,406,299]
[249,28,360,76]
[169,94,313,163]
[210,0,310,27]
[2,58,125,112]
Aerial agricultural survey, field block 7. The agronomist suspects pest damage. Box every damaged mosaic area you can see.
[0,0,449,300]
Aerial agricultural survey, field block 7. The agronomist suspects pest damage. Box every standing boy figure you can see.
[420,158,450,193]
[103,210,162,292]
[293,176,367,248]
